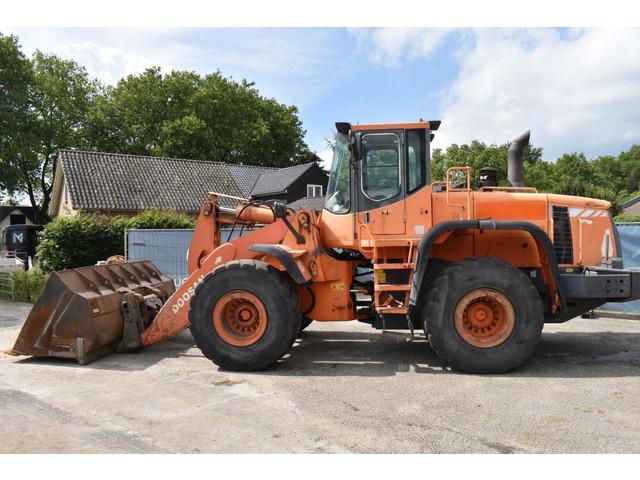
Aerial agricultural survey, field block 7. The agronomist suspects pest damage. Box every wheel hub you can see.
[212,291,268,347]
[454,288,515,348]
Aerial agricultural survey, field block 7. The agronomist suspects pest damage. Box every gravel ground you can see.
[1,299,639,453]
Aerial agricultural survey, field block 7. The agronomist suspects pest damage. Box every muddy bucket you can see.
[8,261,175,364]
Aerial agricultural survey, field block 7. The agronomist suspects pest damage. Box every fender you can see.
[407,220,566,319]
[249,244,311,286]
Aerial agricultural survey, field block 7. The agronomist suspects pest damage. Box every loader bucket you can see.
[8,261,175,364]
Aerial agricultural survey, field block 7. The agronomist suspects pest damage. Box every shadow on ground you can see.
[260,328,640,379]
[13,331,196,372]
[11,325,640,378]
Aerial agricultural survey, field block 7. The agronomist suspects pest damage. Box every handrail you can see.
[480,186,538,193]
[446,166,472,191]
[207,191,249,202]
[445,167,472,219]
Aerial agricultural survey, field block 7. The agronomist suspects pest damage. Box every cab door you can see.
[356,130,405,235]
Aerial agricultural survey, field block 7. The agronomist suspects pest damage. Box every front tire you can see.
[189,260,301,371]
[299,316,313,332]
[421,257,543,373]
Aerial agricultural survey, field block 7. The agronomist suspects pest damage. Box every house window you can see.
[307,184,323,198]
[10,214,26,225]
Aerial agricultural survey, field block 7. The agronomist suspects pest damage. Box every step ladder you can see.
[371,239,419,316]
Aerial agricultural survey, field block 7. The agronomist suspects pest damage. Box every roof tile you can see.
[250,162,316,196]
[59,150,243,211]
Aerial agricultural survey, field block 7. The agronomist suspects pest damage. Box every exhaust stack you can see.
[507,130,531,187]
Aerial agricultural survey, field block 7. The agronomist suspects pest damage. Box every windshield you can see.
[324,133,351,214]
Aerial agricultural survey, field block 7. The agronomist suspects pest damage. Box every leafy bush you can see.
[127,209,195,230]
[36,209,195,273]
[12,267,48,303]
[37,214,126,272]
[0,273,14,300]
[614,212,640,223]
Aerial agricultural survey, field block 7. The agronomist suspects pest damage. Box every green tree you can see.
[430,140,542,185]
[86,68,314,167]
[28,52,100,219]
[430,139,640,216]
[523,160,556,192]
[617,145,640,192]
[0,34,99,222]
[0,34,34,208]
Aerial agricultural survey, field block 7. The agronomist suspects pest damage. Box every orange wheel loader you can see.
[8,120,640,373]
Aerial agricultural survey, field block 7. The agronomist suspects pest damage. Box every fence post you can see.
[124,228,128,261]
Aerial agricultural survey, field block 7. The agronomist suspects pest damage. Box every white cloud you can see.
[351,28,640,159]
[3,28,183,85]
[436,28,640,159]
[317,146,334,169]
[3,28,353,108]
[52,41,175,85]
[353,28,452,66]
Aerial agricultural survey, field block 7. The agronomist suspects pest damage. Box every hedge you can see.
[11,268,48,303]
[37,209,195,273]
[126,209,195,230]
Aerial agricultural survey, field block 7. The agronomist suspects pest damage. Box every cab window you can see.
[361,133,400,201]
[407,130,427,192]
[324,132,351,214]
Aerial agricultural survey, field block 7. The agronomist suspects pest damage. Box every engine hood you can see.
[546,193,611,210]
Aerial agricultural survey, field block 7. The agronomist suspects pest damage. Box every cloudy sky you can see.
[3,27,640,164]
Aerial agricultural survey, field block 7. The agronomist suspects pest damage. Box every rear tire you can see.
[421,257,543,373]
[189,260,301,371]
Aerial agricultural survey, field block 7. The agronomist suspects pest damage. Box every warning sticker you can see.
[330,283,345,291]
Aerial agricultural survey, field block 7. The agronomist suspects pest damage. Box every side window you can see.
[407,130,426,192]
[307,184,323,198]
[361,133,400,201]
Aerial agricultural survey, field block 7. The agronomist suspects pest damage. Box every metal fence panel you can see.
[599,224,640,312]
[126,229,193,288]
[125,228,248,288]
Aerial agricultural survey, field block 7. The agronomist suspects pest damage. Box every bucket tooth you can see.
[9,261,175,364]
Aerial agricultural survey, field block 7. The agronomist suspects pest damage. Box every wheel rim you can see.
[454,288,515,348]
[212,291,268,347]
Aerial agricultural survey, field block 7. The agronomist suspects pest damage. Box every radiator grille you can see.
[552,206,573,264]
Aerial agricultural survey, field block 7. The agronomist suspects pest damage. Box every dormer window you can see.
[307,184,323,198]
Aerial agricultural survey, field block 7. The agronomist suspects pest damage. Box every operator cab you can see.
[324,120,440,216]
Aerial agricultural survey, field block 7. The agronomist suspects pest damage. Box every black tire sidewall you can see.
[424,257,543,373]
[189,261,301,371]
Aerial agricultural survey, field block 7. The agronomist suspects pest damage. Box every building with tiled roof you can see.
[0,205,39,229]
[226,164,276,197]
[49,150,328,217]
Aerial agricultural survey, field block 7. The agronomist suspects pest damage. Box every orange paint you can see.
[351,121,431,131]
[143,125,620,341]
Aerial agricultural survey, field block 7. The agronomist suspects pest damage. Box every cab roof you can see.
[336,120,441,134]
